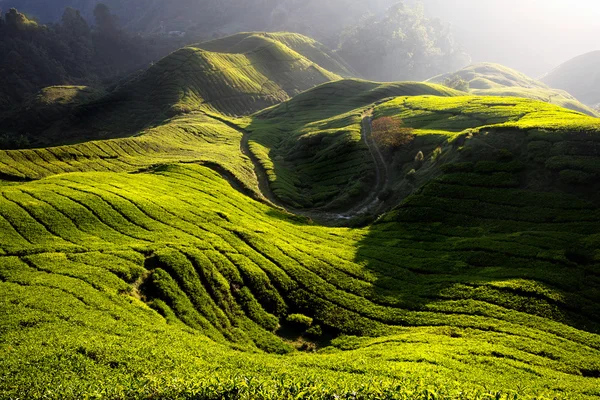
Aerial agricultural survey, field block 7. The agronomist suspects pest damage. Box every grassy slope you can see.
[1,162,599,398]
[0,112,259,196]
[542,51,600,106]
[194,32,356,78]
[0,32,343,149]
[429,63,599,117]
[1,85,600,398]
[244,79,462,209]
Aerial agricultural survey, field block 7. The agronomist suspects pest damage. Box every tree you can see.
[62,7,90,37]
[94,3,118,35]
[371,117,414,150]
[338,2,471,81]
[4,8,38,32]
[443,74,470,92]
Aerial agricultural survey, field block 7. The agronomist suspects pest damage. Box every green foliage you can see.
[338,2,471,81]
[1,86,600,399]
[286,313,313,328]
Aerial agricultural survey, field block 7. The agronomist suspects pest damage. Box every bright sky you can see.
[419,0,600,76]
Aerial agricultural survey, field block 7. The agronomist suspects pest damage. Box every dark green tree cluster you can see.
[338,2,471,81]
[0,5,184,110]
[443,74,470,92]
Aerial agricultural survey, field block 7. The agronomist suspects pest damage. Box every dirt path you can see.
[202,111,390,223]
[342,109,389,216]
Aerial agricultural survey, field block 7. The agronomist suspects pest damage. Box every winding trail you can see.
[202,110,390,223]
[342,109,389,216]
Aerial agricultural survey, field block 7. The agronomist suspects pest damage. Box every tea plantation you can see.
[429,63,598,117]
[1,35,600,400]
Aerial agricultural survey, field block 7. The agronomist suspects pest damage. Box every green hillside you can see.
[0,32,343,149]
[244,79,462,210]
[542,51,600,106]
[194,32,356,78]
[429,63,599,117]
[1,70,600,398]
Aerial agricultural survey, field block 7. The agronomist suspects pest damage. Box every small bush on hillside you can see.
[406,168,417,180]
[414,150,425,169]
[431,146,443,161]
[443,74,470,92]
[286,314,313,329]
[415,151,425,163]
[372,117,414,150]
[305,324,323,338]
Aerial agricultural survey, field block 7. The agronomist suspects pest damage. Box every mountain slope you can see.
[1,141,599,397]
[194,32,356,78]
[0,32,343,149]
[429,63,598,117]
[542,51,600,106]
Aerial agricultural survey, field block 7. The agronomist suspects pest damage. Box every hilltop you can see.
[542,51,600,107]
[429,63,598,117]
[0,32,345,149]
[1,55,600,398]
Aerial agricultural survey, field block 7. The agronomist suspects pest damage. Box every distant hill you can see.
[541,51,600,107]
[0,32,345,148]
[429,63,598,117]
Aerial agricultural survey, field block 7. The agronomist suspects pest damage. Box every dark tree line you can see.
[0,4,185,110]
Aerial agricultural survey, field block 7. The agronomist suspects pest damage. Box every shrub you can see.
[286,313,313,328]
[559,169,595,185]
[305,324,323,338]
[443,74,470,92]
[431,146,443,161]
[414,150,425,168]
[406,168,417,180]
[371,116,414,150]
[414,151,425,163]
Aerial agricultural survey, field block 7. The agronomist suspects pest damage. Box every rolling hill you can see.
[542,51,600,107]
[0,32,344,149]
[429,63,599,117]
[1,39,600,399]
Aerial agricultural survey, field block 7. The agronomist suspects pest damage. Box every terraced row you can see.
[1,162,599,398]
[0,113,258,193]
